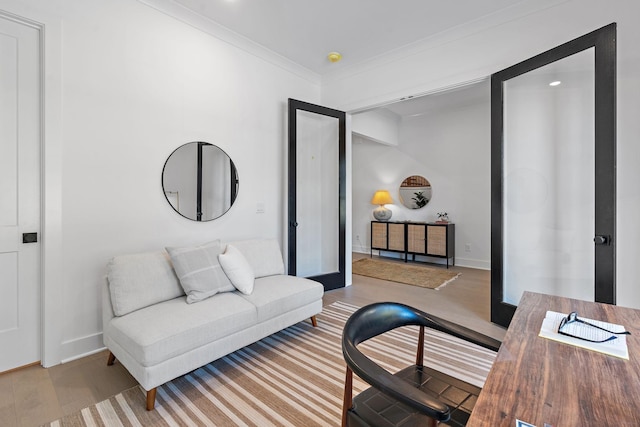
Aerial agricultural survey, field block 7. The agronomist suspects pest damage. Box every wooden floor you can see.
[0,253,506,427]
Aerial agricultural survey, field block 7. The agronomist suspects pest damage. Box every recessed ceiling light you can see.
[327,52,342,63]
[549,81,562,86]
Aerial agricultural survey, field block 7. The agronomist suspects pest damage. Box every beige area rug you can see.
[352,258,460,290]
[45,302,495,427]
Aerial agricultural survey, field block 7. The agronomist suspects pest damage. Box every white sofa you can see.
[102,239,324,410]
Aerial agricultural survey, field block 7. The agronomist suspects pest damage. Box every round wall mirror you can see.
[398,175,432,209]
[162,142,239,221]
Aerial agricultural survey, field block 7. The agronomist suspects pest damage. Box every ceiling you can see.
[171,0,526,75]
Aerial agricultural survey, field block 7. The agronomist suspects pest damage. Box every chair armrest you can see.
[420,314,501,353]
[343,302,501,353]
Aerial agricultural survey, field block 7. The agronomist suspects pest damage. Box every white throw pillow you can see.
[219,245,255,294]
[166,240,235,304]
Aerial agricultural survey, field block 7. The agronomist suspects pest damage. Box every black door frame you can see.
[288,98,346,291]
[491,23,617,326]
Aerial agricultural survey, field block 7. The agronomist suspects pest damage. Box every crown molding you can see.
[322,0,570,86]
[137,0,321,86]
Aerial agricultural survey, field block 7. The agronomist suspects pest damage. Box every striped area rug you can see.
[46,301,496,427]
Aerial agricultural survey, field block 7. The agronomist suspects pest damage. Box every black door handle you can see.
[23,232,38,243]
[594,235,609,245]
[290,221,299,227]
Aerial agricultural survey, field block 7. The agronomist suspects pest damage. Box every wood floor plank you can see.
[11,366,62,427]
[0,371,17,427]
[47,349,138,416]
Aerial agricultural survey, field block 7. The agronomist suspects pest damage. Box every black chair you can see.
[341,302,501,427]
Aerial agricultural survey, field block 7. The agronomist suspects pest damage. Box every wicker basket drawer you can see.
[427,225,447,256]
[371,222,388,249]
[388,223,405,251]
[407,224,426,253]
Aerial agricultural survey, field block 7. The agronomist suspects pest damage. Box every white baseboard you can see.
[352,247,490,270]
[352,246,370,255]
[60,332,105,363]
[454,257,491,270]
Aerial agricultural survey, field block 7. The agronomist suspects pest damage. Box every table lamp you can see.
[371,190,393,221]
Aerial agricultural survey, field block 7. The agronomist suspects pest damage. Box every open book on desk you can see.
[539,311,629,360]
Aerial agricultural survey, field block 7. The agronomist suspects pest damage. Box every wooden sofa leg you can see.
[310,315,318,327]
[107,352,116,366]
[146,388,157,411]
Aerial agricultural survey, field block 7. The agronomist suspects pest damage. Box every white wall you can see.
[0,0,319,365]
[352,86,491,269]
[331,0,640,308]
[351,109,399,146]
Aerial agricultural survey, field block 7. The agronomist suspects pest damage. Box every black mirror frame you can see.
[162,142,239,222]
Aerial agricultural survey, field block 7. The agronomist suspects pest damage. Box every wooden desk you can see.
[468,291,640,427]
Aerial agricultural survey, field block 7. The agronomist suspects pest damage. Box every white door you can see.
[0,15,41,372]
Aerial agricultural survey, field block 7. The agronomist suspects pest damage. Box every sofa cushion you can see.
[107,251,184,317]
[228,239,285,278]
[239,275,324,323]
[218,245,255,294]
[166,240,235,304]
[106,292,257,366]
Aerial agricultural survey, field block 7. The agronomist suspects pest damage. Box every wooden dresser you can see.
[370,221,455,268]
